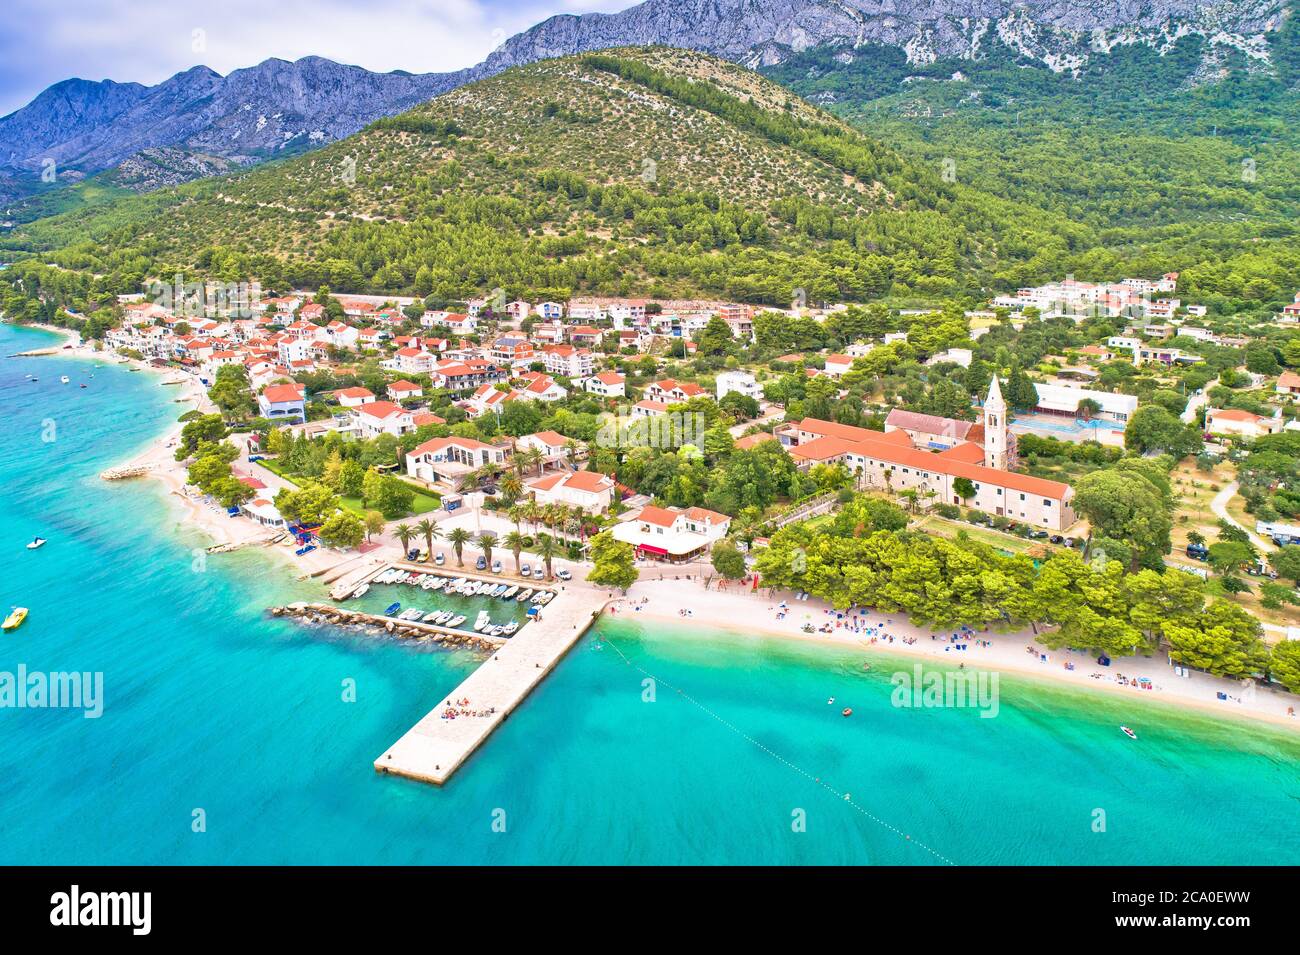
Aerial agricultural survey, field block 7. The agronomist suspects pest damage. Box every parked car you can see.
[521,563,531,576]
[475,556,487,571]
[532,567,545,580]
[1049,535,1064,545]
[1185,543,1208,561]
[434,553,445,566]
[1028,530,1049,540]
[556,568,572,581]
[491,560,502,574]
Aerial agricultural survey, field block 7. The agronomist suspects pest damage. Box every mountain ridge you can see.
[0,0,1288,205]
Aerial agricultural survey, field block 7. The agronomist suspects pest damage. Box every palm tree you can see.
[523,501,541,535]
[503,530,526,575]
[416,518,440,558]
[500,472,523,506]
[537,534,560,580]
[476,532,496,568]
[508,502,527,531]
[394,523,415,555]
[563,440,580,468]
[447,527,472,566]
[520,446,545,477]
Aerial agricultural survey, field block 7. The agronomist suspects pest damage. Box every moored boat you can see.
[447,615,466,628]
[501,621,518,635]
[352,584,369,599]
[385,602,401,616]
[3,607,29,632]
[1121,725,1137,740]
[502,586,518,599]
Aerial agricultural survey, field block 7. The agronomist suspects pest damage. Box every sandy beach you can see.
[20,323,359,578]
[618,575,1300,731]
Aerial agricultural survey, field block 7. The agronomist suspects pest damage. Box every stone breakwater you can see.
[271,602,502,652]
[100,464,155,480]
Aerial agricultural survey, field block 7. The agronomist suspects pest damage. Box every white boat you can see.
[473,611,492,632]
[536,592,555,605]
[501,621,519,635]
[60,375,70,384]
[26,537,47,550]
[435,611,454,624]
[421,576,437,590]
[502,586,518,599]
[423,610,442,622]
[352,584,369,599]
[403,609,425,621]
[488,625,504,636]
[516,589,533,602]
[448,614,467,629]
[492,584,507,596]
[429,577,446,591]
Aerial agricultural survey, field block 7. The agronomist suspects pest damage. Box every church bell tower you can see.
[984,377,1008,471]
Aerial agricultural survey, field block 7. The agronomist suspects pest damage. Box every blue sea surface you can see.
[1,322,1297,865]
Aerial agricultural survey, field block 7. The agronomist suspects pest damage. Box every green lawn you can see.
[259,458,440,518]
[912,514,1043,555]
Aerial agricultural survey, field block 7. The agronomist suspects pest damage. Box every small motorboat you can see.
[447,614,467,629]
[26,537,47,550]
[352,584,369,599]
[3,607,29,632]
[1121,725,1137,740]
[516,589,533,602]
[435,611,454,625]
[429,577,446,591]
[501,621,519,636]
[841,708,853,718]
[60,375,70,384]
[473,611,492,632]
[422,610,442,622]
[385,602,401,616]
[488,625,504,637]
[502,586,518,599]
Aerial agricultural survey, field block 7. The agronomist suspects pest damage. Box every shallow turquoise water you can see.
[1,322,1298,865]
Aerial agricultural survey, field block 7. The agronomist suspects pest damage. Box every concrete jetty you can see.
[373,578,606,785]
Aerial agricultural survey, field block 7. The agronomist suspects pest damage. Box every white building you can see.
[1032,383,1138,424]
[716,370,763,402]
[610,504,731,562]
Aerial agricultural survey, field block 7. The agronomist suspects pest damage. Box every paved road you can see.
[1210,480,1275,553]
[1181,379,1215,424]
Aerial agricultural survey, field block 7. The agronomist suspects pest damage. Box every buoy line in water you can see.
[598,632,958,866]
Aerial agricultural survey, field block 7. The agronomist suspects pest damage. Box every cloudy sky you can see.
[0,0,628,115]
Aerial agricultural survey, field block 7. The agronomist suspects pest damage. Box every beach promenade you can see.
[374,571,609,785]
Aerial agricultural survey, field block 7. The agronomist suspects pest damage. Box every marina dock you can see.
[373,573,606,785]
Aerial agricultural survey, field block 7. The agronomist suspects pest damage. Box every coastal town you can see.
[9,266,1297,782]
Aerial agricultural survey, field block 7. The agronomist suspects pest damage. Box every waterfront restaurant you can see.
[610,504,731,563]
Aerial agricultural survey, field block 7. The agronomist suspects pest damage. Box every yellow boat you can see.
[3,607,28,632]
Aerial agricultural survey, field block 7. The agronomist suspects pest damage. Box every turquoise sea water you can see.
[1,322,1298,865]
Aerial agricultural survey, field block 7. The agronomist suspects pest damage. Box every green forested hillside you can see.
[0,48,1090,310]
[763,16,1300,314]
[2,41,1297,317]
